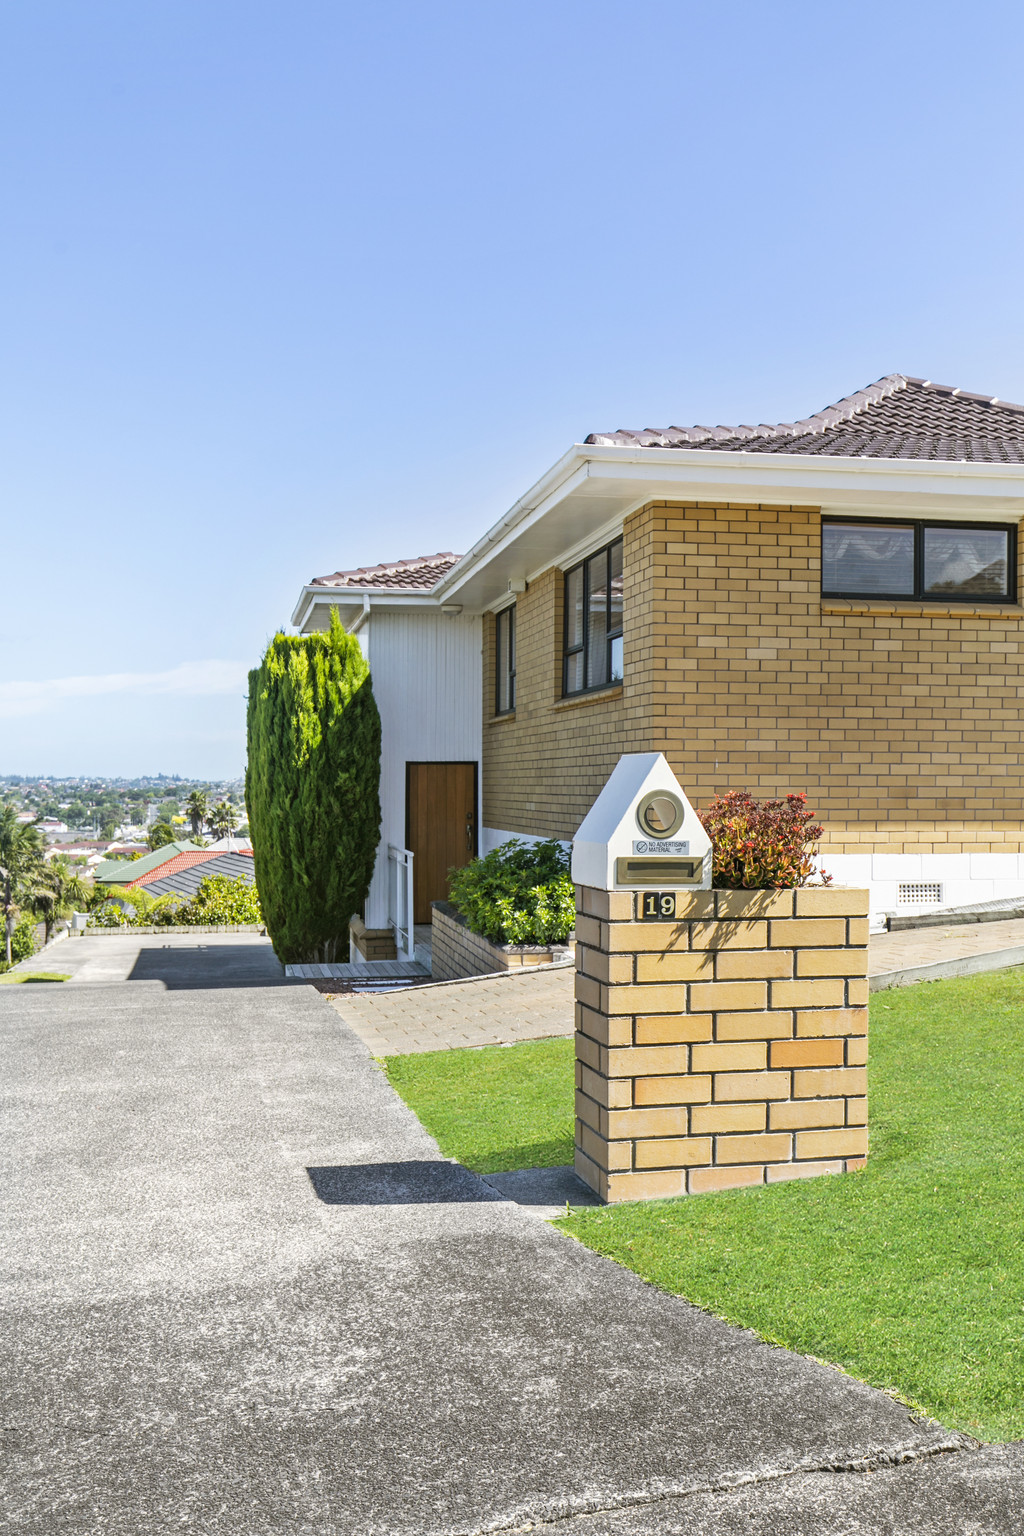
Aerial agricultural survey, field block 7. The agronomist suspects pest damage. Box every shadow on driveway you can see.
[127,944,305,990]
[307,1160,505,1205]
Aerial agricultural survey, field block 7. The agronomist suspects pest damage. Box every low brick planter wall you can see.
[430,901,573,981]
[573,885,869,1203]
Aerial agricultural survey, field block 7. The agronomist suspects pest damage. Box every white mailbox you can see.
[572,752,712,894]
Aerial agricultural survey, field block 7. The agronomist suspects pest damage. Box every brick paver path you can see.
[868,916,1024,978]
[333,918,1024,1056]
[330,964,576,1055]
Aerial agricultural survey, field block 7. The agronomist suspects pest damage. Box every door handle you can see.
[466,813,475,851]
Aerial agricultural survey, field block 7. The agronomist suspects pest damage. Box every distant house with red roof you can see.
[135,850,255,900]
[93,843,255,899]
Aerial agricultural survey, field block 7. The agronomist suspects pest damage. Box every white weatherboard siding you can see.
[363,609,482,930]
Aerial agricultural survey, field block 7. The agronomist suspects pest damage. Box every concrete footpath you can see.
[1,956,1022,1532]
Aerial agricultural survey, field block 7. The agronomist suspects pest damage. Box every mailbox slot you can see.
[615,857,703,886]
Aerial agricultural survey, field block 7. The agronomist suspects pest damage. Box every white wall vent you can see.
[898,882,943,906]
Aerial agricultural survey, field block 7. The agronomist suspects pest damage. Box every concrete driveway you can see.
[2,937,1021,1533]
[24,929,299,988]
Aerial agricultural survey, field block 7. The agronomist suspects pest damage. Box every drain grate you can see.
[898,882,943,906]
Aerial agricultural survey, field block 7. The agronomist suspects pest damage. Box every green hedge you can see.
[246,610,381,964]
[447,839,575,945]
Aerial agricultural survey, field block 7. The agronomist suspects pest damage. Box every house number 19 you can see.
[640,892,676,920]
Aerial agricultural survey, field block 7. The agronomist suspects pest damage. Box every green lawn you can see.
[384,972,1024,1442]
[384,1036,575,1173]
[0,971,70,984]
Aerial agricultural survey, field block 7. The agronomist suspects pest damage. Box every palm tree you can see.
[209,800,239,841]
[30,856,91,945]
[0,805,44,965]
[184,790,210,839]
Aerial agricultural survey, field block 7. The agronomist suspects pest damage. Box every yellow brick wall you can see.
[483,499,1024,856]
[648,500,1024,855]
[482,520,656,837]
[574,884,869,1202]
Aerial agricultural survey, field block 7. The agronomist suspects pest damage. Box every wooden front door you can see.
[406,761,478,924]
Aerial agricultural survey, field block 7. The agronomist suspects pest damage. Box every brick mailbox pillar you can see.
[570,753,869,1204]
[572,884,869,1203]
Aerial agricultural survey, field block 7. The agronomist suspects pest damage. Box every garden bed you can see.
[384,967,1024,1442]
[430,901,572,981]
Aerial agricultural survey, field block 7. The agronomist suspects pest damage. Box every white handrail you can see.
[387,844,415,960]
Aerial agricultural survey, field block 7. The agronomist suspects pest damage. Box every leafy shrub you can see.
[697,791,830,889]
[88,906,132,928]
[0,915,38,969]
[447,839,575,945]
[88,887,145,926]
[147,894,186,926]
[174,874,262,925]
[87,875,260,927]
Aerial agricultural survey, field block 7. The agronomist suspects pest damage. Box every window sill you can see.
[821,599,1024,619]
[487,711,516,725]
[553,683,623,711]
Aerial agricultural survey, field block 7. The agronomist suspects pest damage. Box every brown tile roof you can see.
[585,375,1024,463]
[311,553,462,591]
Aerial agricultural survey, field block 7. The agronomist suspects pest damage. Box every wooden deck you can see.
[284,958,429,982]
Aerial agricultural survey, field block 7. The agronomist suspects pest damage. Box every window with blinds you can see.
[822,519,1014,603]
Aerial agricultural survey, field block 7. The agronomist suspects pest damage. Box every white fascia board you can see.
[581,443,1024,509]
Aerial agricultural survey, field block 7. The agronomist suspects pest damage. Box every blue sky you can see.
[3,1,1024,777]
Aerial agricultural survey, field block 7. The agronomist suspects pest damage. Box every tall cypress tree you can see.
[246,610,381,964]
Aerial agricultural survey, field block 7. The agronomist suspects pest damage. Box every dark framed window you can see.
[563,537,624,695]
[495,605,516,714]
[822,518,1015,604]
